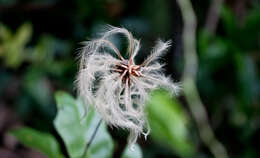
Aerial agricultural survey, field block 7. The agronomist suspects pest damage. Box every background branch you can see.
[205,0,225,33]
[176,0,229,158]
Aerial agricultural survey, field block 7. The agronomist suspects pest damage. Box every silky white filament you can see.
[76,25,180,148]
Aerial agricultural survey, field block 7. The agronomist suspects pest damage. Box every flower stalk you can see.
[82,119,103,158]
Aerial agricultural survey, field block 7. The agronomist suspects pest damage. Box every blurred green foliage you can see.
[9,127,65,158]
[122,144,142,158]
[0,22,32,68]
[146,90,195,158]
[10,92,142,158]
[0,0,260,158]
[54,91,114,158]
[197,4,260,158]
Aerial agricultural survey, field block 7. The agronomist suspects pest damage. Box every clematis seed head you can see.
[76,25,180,148]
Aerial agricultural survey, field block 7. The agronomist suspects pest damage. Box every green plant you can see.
[9,91,142,158]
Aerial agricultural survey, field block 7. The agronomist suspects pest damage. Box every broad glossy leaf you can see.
[54,91,114,158]
[9,127,64,158]
[146,90,195,157]
[121,144,142,158]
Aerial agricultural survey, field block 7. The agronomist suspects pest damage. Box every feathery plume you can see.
[77,25,180,148]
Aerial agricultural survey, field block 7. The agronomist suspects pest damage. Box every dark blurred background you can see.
[0,0,260,158]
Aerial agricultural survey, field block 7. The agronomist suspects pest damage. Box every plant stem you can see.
[205,0,224,33]
[82,119,103,158]
[176,0,229,158]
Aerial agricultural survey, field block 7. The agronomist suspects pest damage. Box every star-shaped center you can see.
[113,60,142,84]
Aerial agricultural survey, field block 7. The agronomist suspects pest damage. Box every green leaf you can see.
[9,127,65,158]
[221,6,238,37]
[199,31,229,58]
[54,91,114,158]
[233,53,259,114]
[121,144,142,158]
[0,22,32,68]
[0,23,12,42]
[146,90,195,158]
[15,22,32,46]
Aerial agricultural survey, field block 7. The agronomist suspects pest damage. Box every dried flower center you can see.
[113,60,142,84]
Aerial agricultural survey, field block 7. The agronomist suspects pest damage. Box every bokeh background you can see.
[0,0,260,158]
